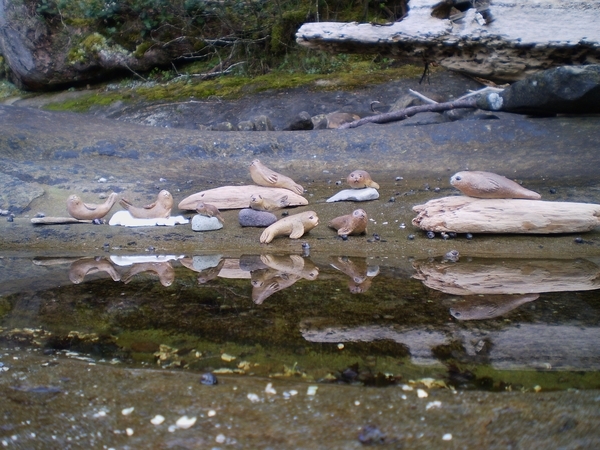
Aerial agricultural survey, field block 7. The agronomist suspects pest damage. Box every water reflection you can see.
[330,256,380,293]
[413,256,600,321]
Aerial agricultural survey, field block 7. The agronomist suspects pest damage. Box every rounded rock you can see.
[238,209,277,227]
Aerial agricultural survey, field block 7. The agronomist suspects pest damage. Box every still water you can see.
[2,251,599,392]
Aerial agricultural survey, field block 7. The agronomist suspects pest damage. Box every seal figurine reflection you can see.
[69,257,121,284]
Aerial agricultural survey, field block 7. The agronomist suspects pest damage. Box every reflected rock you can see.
[179,255,225,284]
[122,261,175,287]
[69,257,121,284]
[413,257,600,295]
[449,294,539,321]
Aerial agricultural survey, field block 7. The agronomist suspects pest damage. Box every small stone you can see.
[326,188,379,203]
[237,120,256,131]
[191,214,223,232]
[395,176,403,181]
[465,233,473,240]
[407,234,415,240]
[121,407,135,416]
[307,386,318,396]
[238,209,277,227]
[358,424,387,445]
[7,215,14,222]
[443,250,460,262]
[442,433,452,441]
[549,188,557,194]
[176,416,197,429]
[253,115,274,131]
[417,389,428,398]
[98,177,107,183]
[126,428,134,436]
[427,231,435,239]
[221,353,236,362]
[574,237,584,244]
[388,196,396,202]
[200,372,218,385]
[35,212,45,218]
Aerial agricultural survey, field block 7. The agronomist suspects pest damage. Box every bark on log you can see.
[178,185,308,211]
[412,196,600,234]
[296,0,600,82]
[412,258,600,295]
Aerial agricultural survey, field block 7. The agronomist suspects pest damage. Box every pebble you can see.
[238,208,277,227]
[407,234,415,240]
[121,407,135,416]
[465,233,473,240]
[98,177,107,183]
[200,372,218,385]
[176,416,197,429]
[442,433,452,441]
[574,237,584,244]
[307,385,318,396]
[151,415,165,425]
[443,250,460,262]
[417,389,428,398]
[326,188,379,203]
[427,231,435,239]
[191,214,223,231]
[358,424,387,445]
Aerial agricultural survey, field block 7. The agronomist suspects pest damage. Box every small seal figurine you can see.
[259,211,319,244]
[347,170,380,189]
[66,192,119,220]
[196,201,224,223]
[249,159,304,195]
[249,193,290,212]
[328,209,368,236]
[450,171,541,199]
[119,190,173,219]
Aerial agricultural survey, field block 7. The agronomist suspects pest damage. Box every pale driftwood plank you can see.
[31,217,94,225]
[412,257,600,295]
[178,185,308,211]
[412,196,600,233]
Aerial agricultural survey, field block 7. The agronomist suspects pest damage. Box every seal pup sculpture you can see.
[259,211,319,244]
[450,171,541,199]
[328,209,368,236]
[249,193,290,212]
[195,202,224,223]
[66,193,118,220]
[119,190,173,219]
[347,170,380,189]
[249,159,304,195]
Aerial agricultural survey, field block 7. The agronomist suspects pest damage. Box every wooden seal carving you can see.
[328,209,368,236]
[249,159,304,195]
[347,170,380,189]
[66,193,118,220]
[259,211,319,244]
[450,171,541,199]
[249,193,290,211]
[196,202,224,223]
[119,190,173,219]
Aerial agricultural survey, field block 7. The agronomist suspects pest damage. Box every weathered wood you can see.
[296,0,600,82]
[178,185,308,211]
[412,258,600,295]
[412,196,600,234]
[31,217,94,225]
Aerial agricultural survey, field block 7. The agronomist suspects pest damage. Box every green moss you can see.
[133,41,153,59]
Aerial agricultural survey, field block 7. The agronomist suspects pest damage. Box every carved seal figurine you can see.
[259,211,319,244]
[249,159,304,195]
[196,201,224,223]
[249,193,290,211]
[328,209,368,236]
[67,193,119,220]
[450,171,541,199]
[119,190,173,219]
[347,170,380,189]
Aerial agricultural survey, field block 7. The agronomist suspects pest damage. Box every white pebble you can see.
[247,393,260,403]
[126,428,134,436]
[337,343,344,350]
[176,416,197,429]
[221,353,236,362]
[207,410,216,417]
[442,433,452,441]
[93,410,107,418]
[354,401,360,406]
[265,383,277,395]
[426,401,442,410]
[401,384,414,391]
[417,389,428,398]
[307,386,318,396]
[121,407,134,416]
[98,177,107,183]
[168,425,177,433]
[215,434,226,444]
[150,415,165,425]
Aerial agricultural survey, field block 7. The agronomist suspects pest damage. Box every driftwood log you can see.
[178,185,308,211]
[412,257,600,295]
[31,217,94,225]
[412,196,600,234]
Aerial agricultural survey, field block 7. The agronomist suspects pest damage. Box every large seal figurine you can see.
[347,170,380,189]
[328,209,368,236]
[450,171,541,199]
[66,193,119,220]
[249,193,290,212]
[259,211,319,244]
[249,159,304,195]
[119,190,173,219]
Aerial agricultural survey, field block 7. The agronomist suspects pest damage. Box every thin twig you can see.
[408,89,438,104]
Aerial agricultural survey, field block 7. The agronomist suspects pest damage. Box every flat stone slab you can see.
[108,210,189,227]
[326,188,379,203]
